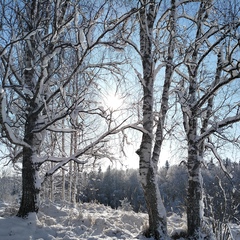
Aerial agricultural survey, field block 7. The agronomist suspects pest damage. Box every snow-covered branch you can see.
[37,118,141,178]
[197,114,240,144]
[205,142,233,179]
[195,74,240,110]
[0,91,30,148]
[44,157,87,177]
[89,7,139,49]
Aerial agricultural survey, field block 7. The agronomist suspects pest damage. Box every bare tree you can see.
[121,0,178,238]
[0,0,137,217]
[123,1,209,238]
[175,0,240,237]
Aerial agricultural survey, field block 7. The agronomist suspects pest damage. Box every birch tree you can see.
[0,0,137,217]
[123,1,202,238]
[126,0,177,238]
[175,0,240,237]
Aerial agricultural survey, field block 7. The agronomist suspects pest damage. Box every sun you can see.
[105,93,123,110]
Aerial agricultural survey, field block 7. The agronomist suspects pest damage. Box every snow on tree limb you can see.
[46,127,77,133]
[134,68,146,87]
[122,38,142,57]
[194,59,240,111]
[44,157,87,178]
[0,91,30,148]
[197,114,240,144]
[89,7,139,49]
[40,118,141,178]
[205,142,233,179]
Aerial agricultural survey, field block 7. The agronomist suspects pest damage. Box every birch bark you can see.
[185,2,207,235]
[17,3,42,215]
[176,1,240,237]
[137,0,175,238]
[17,58,42,217]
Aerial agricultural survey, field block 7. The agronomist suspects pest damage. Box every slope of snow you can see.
[0,201,239,240]
[0,201,151,240]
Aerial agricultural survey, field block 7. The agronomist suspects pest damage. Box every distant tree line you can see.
[38,160,238,222]
[76,160,240,223]
[1,159,240,224]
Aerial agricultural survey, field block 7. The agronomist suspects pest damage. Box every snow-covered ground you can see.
[0,201,239,240]
[1,201,148,240]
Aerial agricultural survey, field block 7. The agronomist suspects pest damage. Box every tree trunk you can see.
[138,127,167,239]
[62,169,65,202]
[187,144,203,237]
[71,129,77,204]
[62,120,66,202]
[137,1,168,239]
[17,147,40,217]
[140,164,167,239]
[186,112,203,237]
[68,160,72,202]
[17,115,41,217]
[50,162,54,202]
[71,162,78,204]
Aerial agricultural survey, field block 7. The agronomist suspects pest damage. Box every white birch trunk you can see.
[137,1,170,239]
[62,119,66,202]
[50,162,54,202]
[68,155,72,202]
[185,2,211,236]
[62,170,65,202]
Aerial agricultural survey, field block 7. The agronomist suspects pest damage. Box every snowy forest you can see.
[1,161,240,219]
[0,0,240,239]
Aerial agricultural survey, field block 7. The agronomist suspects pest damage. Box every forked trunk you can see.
[138,1,169,239]
[140,165,167,239]
[138,132,167,239]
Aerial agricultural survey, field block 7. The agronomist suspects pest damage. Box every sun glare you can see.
[105,94,123,110]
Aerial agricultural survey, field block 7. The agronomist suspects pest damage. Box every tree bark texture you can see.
[16,0,43,216]
[17,114,41,217]
[187,129,203,237]
[185,74,204,237]
[185,2,210,236]
[138,1,168,239]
